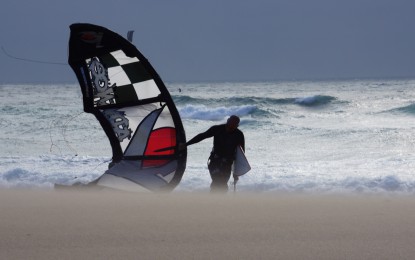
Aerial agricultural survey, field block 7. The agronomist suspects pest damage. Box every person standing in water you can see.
[181,115,245,192]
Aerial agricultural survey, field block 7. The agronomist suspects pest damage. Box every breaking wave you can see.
[294,95,338,106]
[173,95,339,107]
[178,104,260,121]
[388,103,415,115]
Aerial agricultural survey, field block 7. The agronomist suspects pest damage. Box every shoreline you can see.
[1,189,415,259]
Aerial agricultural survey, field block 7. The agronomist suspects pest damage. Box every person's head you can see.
[225,115,240,132]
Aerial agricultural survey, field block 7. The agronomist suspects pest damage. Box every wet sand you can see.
[1,189,415,259]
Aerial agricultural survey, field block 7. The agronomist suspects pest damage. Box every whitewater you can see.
[2,79,415,193]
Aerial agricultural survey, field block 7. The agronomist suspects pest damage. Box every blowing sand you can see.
[1,189,415,259]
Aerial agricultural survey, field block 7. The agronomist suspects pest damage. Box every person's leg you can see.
[209,163,232,193]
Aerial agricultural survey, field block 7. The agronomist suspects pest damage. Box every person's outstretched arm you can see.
[180,126,216,150]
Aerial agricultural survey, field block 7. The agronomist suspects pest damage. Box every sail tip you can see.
[127,30,134,43]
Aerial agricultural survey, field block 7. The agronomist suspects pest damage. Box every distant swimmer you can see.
[180,115,245,193]
[178,88,182,93]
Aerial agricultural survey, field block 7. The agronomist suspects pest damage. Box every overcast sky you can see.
[1,0,415,83]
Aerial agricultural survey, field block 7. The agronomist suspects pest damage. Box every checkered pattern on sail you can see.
[86,50,161,107]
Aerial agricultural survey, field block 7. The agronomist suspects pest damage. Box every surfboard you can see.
[232,146,251,176]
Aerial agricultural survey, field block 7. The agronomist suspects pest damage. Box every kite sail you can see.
[68,23,187,192]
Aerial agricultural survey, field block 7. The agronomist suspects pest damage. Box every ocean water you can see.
[2,79,415,193]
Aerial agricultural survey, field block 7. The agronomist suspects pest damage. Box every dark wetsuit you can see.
[186,124,245,192]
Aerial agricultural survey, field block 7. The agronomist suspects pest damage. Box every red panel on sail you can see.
[143,128,176,167]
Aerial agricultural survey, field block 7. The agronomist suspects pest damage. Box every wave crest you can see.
[388,103,415,115]
[178,104,258,121]
[294,95,337,106]
[173,95,338,107]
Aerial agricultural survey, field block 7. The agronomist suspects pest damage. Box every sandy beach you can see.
[1,189,415,260]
